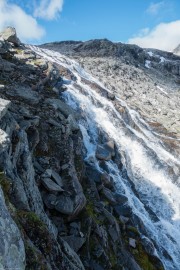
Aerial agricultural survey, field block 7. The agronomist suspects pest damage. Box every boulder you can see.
[9,86,40,105]
[114,203,132,216]
[55,195,74,215]
[67,114,79,132]
[42,169,63,187]
[43,193,57,209]
[141,236,155,256]
[45,98,76,117]
[41,178,64,192]
[107,92,115,100]
[96,145,112,161]
[101,187,117,205]
[96,140,115,161]
[51,170,63,187]
[129,238,136,248]
[0,27,21,46]
[101,173,114,189]
[108,226,119,242]
[61,235,86,252]
[114,193,128,204]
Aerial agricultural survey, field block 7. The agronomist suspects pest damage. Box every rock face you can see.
[0,188,25,269]
[0,27,20,46]
[0,27,174,270]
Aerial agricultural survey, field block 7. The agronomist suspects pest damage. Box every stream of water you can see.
[30,45,180,270]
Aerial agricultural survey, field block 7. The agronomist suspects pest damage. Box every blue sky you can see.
[0,0,180,50]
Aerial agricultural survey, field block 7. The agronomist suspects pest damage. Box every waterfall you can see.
[30,45,180,270]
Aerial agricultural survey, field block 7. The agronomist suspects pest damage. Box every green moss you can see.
[0,79,7,85]
[127,226,140,236]
[109,251,117,268]
[133,242,164,270]
[17,211,53,255]
[45,86,53,91]
[86,202,97,219]
[85,201,104,225]
[25,242,48,270]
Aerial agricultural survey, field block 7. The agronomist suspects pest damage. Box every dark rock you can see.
[96,140,115,161]
[108,226,119,242]
[101,187,117,205]
[41,178,64,192]
[43,193,57,209]
[45,98,76,117]
[101,173,114,189]
[119,215,129,224]
[107,92,115,100]
[96,145,112,161]
[59,238,85,269]
[67,114,79,132]
[12,86,40,105]
[90,260,104,270]
[114,193,128,204]
[86,164,102,184]
[61,235,86,252]
[114,203,132,216]
[55,195,74,215]
[51,170,63,187]
[141,236,155,256]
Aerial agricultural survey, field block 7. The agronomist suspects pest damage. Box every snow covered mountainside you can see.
[0,27,180,270]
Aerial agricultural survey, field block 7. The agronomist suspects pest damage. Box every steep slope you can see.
[0,27,180,270]
[41,40,180,139]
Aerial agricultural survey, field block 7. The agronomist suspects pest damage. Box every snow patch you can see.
[145,60,151,68]
[147,51,153,57]
[157,85,169,97]
[160,56,166,63]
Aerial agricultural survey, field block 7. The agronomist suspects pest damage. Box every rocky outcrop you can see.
[0,27,169,270]
[0,27,20,46]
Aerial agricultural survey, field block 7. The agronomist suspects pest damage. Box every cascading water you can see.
[30,45,180,270]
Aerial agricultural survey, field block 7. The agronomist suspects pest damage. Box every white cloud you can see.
[34,0,64,20]
[146,1,165,15]
[0,0,45,42]
[128,20,180,51]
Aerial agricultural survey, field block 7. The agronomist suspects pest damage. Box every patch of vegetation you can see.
[25,241,48,270]
[0,79,7,85]
[17,211,53,255]
[132,242,164,270]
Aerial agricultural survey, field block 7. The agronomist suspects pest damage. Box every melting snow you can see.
[157,85,169,97]
[145,60,151,68]
[160,56,166,63]
[147,51,153,57]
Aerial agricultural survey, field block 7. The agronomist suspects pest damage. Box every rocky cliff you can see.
[0,27,179,270]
